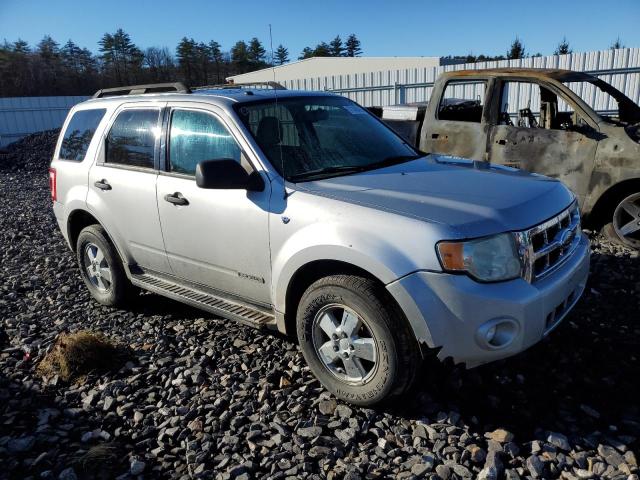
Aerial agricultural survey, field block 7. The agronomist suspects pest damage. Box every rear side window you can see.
[169,109,241,175]
[59,108,106,161]
[105,109,159,169]
[438,81,486,123]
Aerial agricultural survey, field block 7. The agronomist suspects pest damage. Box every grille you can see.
[515,202,581,283]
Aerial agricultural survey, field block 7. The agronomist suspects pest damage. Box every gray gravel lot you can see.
[0,131,639,479]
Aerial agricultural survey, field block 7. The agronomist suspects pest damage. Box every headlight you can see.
[437,233,522,282]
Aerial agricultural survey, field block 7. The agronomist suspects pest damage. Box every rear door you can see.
[421,78,491,161]
[487,79,599,204]
[87,102,171,273]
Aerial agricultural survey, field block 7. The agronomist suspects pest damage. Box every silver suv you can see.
[50,83,590,405]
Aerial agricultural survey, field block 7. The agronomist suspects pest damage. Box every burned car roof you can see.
[440,68,596,82]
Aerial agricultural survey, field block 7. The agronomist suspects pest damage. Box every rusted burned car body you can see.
[380,68,640,247]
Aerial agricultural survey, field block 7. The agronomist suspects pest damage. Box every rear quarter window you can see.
[59,108,107,161]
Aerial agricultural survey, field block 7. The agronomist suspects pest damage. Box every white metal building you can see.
[227,56,455,84]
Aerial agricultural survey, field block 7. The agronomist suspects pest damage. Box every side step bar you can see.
[130,272,275,329]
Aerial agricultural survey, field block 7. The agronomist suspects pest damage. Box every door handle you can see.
[497,139,507,145]
[431,133,440,139]
[94,179,111,191]
[164,192,189,206]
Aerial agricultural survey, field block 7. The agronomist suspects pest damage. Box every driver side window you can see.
[499,81,585,132]
[169,109,241,175]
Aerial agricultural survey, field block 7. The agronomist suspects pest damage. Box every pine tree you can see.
[329,35,344,57]
[248,37,266,65]
[611,37,624,50]
[176,37,198,86]
[275,45,289,65]
[507,37,526,59]
[209,41,223,82]
[231,40,250,73]
[345,34,362,57]
[554,37,572,55]
[313,42,331,57]
[299,47,314,60]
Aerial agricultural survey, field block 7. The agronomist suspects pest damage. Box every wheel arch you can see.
[586,177,640,229]
[67,209,118,255]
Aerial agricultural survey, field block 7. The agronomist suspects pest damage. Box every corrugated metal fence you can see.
[1,48,639,147]
[282,47,640,112]
[0,96,89,148]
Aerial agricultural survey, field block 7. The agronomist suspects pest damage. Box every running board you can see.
[130,272,275,329]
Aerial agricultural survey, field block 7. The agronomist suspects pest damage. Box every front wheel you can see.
[603,192,640,249]
[296,275,420,405]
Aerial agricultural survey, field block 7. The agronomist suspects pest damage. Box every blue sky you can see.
[1,0,638,58]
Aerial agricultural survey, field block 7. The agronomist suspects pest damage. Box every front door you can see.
[87,104,171,273]
[156,104,272,305]
[487,80,599,205]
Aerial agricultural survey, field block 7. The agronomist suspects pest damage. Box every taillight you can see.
[48,167,57,202]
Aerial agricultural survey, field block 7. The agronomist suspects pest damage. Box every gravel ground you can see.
[0,132,639,480]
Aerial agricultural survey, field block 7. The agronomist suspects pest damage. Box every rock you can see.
[297,426,322,438]
[598,444,625,467]
[8,436,35,453]
[526,455,545,478]
[435,464,451,479]
[547,432,571,451]
[130,459,146,475]
[335,427,357,444]
[58,468,77,480]
[318,399,337,415]
[335,404,353,419]
[133,411,144,423]
[467,444,487,463]
[486,429,514,443]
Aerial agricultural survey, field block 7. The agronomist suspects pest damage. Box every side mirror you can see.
[195,159,264,191]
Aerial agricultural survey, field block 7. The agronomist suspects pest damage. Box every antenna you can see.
[269,24,287,199]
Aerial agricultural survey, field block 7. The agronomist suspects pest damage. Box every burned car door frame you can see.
[421,76,498,161]
[486,77,601,206]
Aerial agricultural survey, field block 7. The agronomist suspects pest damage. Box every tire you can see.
[76,225,137,307]
[296,275,420,406]
[602,191,640,249]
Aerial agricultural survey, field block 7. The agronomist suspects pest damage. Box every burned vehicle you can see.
[377,69,640,248]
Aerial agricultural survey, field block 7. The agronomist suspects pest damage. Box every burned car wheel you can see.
[296,275,420,406]
[605,192,640,249]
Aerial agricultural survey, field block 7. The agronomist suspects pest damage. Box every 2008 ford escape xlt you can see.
[49,82,590,405]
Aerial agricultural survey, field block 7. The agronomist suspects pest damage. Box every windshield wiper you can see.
[288,165,368,182]
[288,155,423,182]
[366,154,423,170]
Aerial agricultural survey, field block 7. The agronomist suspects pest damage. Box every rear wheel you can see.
[603,192,640,249]
[296,275,420,405]
[76,225,137,307]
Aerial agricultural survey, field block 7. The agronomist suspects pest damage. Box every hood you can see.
[294,155,575,238]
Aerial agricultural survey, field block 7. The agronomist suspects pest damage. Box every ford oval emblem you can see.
[560,229,575,249]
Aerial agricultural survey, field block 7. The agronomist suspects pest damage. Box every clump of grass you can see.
[74,443,124,479]
[37,331,126,382]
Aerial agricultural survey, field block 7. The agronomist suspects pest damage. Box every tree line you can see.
[445,36,627,63]
[0,31,628,98]
[0,30,364,97]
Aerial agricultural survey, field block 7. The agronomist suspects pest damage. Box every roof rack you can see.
[192,81,286,91]
[92,82,191,98]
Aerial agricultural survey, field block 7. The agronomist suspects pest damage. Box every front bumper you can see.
[386,232,590,367]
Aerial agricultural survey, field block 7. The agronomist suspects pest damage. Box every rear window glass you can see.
[59,108,106,161]
[105,109,159,169]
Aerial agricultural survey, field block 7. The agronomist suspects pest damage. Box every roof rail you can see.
[192,81,287,91]
[92,82,191,98]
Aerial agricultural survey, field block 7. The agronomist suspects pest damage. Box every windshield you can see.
[234,96,419,181]
[562,78,640,125]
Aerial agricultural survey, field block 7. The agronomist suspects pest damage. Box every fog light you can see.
[485,325,497,343]
[476,318,519,349]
